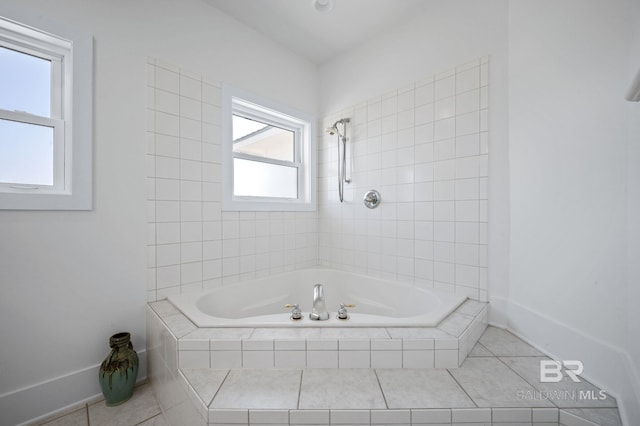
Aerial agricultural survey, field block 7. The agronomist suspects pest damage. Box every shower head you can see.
[325,118,350,136]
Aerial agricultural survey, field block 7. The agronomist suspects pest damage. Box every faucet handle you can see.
[337,303,355,320]
[285,303,303,320]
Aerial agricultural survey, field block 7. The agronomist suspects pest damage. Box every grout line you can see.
[446,368,478,408]
[208,369,231,408]
[177,68,183,297]
[383,327,392,339]
[85,403,90,425]
[474,341,495,357]
[151,63,159,304]
[373,369,389,409]
[296,369,304,409]
[452,68,458,297]
[476,339,497,357]
[133,412,162,426]
[199,76,205,295]
[494,354,563,409]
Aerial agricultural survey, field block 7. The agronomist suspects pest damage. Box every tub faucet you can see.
[309,283,330,321]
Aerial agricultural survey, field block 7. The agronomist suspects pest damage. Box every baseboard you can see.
[500,299,640,426]
[488,294,508,326]
[0,349,147,426]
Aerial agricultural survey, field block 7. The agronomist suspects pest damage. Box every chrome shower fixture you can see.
[325,118,350,202]
[312,0,334,13]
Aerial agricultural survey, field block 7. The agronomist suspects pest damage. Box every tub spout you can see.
[309,283,330,321]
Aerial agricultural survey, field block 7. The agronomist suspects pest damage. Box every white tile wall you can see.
[319,57,489,301]
[147,57,488,303]
[146,58,318,301]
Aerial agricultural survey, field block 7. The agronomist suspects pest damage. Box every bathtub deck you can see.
[146,303,620,425]
[149,298,488,370]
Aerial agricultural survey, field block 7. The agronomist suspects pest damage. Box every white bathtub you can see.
[168,268,468,327]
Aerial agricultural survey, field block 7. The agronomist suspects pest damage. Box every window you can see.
[222,84,316,211]
[0,14,92,210]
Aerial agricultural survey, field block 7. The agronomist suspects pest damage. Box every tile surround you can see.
[29,309,615,426]
[144,311,618,426]
[147,57,489,304]
[148,298,489,371]
[319,57,489,302]
[146,58,317,302]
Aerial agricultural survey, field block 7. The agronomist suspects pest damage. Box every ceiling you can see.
[202,0,428,64]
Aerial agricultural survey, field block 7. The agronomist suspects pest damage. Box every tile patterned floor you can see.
[34,384,167,426]
[35,327,622,426]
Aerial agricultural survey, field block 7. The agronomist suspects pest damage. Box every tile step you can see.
[175,367,620,426]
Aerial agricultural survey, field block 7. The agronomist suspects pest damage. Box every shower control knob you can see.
[363,190,381,209]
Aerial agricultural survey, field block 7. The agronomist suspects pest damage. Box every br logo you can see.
[539,360,583,383]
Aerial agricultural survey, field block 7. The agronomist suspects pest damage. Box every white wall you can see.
[0,1,316,424]
[508,0,639,422]
[626,0,640,419]
[318,0,511,321]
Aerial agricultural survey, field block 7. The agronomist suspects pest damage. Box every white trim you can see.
[0,10,92,210]
[499,298,640,426]
[233,151,300,168]
[0,16,71,54]
[221,83,316,212]
[487,294,508,326]
[0,351,147,426]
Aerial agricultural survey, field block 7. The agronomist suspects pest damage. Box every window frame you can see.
[221,84,316,211]
[0,12,93,210]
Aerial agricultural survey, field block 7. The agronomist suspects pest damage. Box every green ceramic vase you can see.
[98,332,139,406]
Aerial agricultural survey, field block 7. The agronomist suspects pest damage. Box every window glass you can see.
[0,46,51,117]
[0,119,54,186]
[232,114,295,162]
[221,83,315,211]
[233,158,297,198]
[232,114,267,140]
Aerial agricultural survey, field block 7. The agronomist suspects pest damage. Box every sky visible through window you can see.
[232,114,267,141]
[0,46,54,185]
[0,47,51,115]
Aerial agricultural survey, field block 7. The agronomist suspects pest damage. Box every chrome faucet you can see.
[309,283,330,321]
